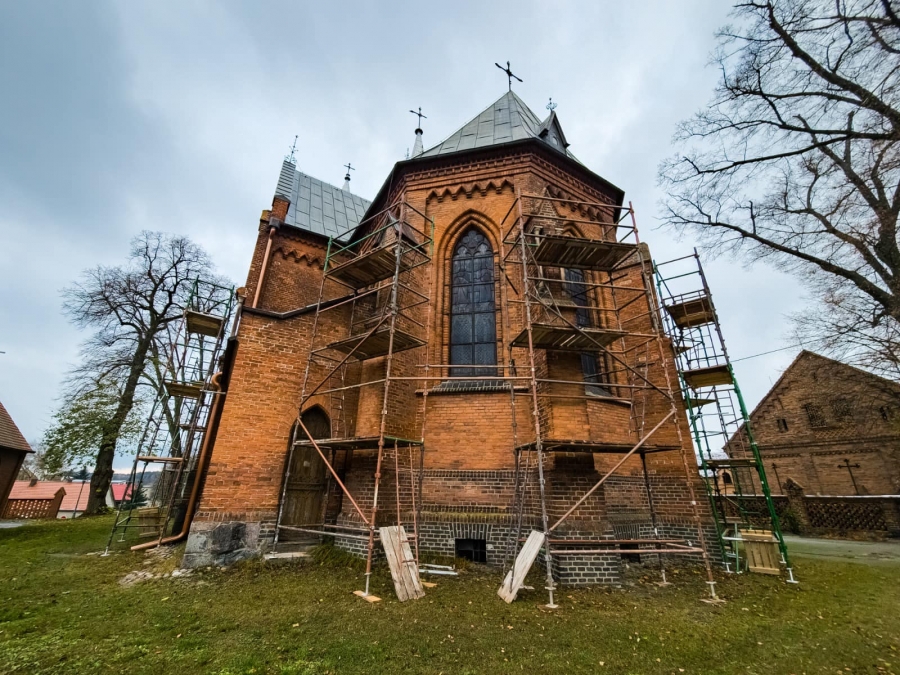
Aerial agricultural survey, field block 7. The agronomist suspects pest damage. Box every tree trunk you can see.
[85,336,153,515]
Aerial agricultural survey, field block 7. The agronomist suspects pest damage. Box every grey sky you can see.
[0,1,807,452]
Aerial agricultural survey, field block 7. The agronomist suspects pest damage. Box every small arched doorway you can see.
[280,407,330,541]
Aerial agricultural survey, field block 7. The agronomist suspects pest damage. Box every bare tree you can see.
[660,0,900,377]
[58,231,227,514]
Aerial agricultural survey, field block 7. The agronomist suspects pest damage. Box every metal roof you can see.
[0,401,32,453]
[417,91,579,162]
[275,161,372,240]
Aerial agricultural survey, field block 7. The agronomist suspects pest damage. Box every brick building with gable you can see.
[182,90,718,585]
[724,350,900,497]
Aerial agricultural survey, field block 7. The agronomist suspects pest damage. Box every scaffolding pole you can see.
[499,191,719,602]
[655,249,794,581]
[104,278,235,553]
[273,198,435,599]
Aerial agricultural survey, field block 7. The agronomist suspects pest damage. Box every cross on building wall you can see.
[770,462,782,494]
[837,458,862,495]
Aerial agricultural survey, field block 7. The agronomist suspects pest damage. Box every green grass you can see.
[0,517,898,674]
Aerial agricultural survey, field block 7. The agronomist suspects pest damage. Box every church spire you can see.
[409,107,427,157]
[342,162,354,191]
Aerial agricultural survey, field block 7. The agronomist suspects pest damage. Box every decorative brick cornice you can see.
[273,246,324,268]
[426,178,515,204]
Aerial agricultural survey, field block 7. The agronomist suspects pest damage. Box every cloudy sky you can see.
[0,1,808,450]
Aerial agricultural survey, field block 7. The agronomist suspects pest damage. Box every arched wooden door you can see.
[281,407,330,540]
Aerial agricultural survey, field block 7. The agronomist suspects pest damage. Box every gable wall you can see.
[726,353,900,495]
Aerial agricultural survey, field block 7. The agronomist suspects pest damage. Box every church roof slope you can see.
[0,401,32,453]
[275,160,372,240]
[417,91,579,161]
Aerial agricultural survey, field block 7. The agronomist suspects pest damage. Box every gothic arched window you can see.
[564,267,610,397]
[450,228,496,377]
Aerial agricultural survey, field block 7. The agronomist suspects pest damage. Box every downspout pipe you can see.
[131,371,225,551]
[252,224,278,308]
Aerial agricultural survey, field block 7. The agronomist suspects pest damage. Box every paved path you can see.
[785,535,900,566]
[0,520,24,529]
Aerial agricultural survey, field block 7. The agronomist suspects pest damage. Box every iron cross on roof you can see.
[409,107,427,130]
[344,162,355,180]
[495,61,523,91]
[285,134,298,163]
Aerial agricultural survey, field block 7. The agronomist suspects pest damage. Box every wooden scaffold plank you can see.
[379,525,425,602]
[497,530,545,604]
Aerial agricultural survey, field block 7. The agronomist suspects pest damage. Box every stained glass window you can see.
[450,228,497,377]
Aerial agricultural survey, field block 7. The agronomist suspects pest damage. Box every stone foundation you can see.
[182,520,274,568]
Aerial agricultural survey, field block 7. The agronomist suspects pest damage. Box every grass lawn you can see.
[0,517,897,674]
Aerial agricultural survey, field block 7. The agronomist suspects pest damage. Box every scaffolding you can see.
[654,251,795,581]
[274,198,434,598]
[104,278,236,553]
[498,192,719,606]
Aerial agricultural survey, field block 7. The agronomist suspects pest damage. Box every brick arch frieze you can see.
[272,246,324,269]
[425,178,515,204]
[404,149,614,206]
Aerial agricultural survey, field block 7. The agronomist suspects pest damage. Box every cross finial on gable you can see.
[547,97,557,112]
[285,135,298,164]
[495,61,523,91]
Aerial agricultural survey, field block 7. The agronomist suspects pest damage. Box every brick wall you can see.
[725,351,900,496]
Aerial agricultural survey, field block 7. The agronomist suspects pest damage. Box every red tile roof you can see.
[110,483,132,503]
[9,481,92,513]
[0,401,32,453]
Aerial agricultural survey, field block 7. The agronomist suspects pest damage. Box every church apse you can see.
[182,89,721,597]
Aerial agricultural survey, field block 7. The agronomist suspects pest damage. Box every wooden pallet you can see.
[497,530,545,603]
[379,525,425,602]
[742,529,781,575]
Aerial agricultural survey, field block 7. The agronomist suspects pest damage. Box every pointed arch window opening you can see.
[450,228,498,378]
[563,267,611,397]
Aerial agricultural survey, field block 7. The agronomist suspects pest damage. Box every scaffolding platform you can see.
[531,234,637,271]
[324,327,425,360]
[294,436,423,451]
[704,458,758,469]
[164,380,204,399]
[681,364,733,389]
[663,296,714,328]
[655,249,792,576]
[516,439,678,454]
[327,244,425,289]
[510,324,626,352]
[685,397,716,409]
[185,310,224,337]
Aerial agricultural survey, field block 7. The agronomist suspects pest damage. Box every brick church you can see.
[182,89,717,588]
